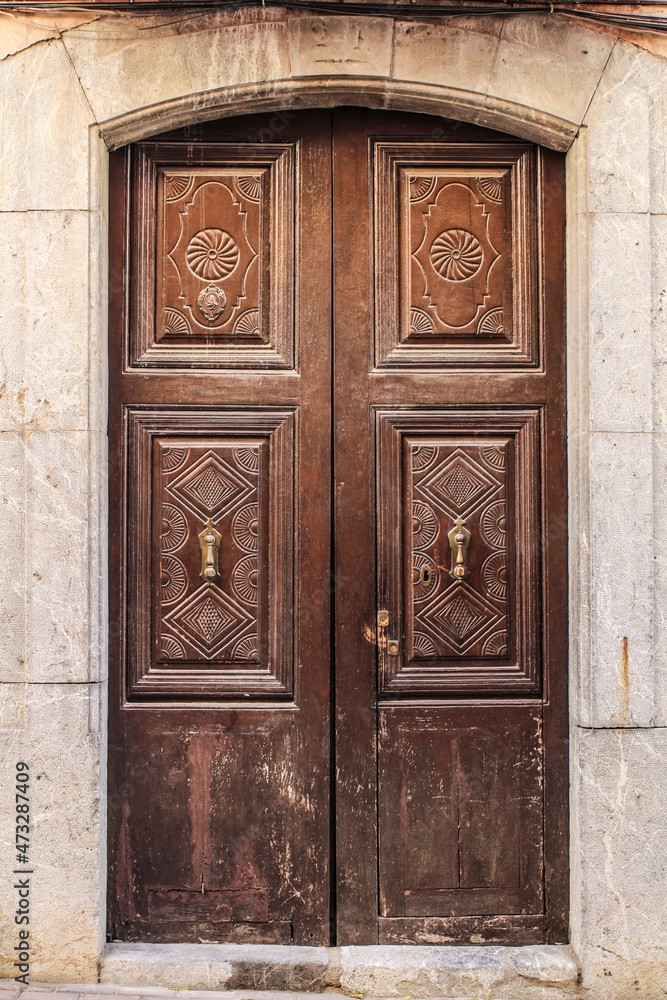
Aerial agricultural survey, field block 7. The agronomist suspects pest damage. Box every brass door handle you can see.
[199,519,222,581]
[448,517,470,583]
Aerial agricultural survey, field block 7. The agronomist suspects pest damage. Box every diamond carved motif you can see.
[418,582,502,655]
[419,448,501,519]
[167,450,254,521]
[164,584,253,659]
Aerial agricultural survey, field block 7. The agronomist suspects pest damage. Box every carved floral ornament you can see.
[160,171,263,336]
[411,177,501,333]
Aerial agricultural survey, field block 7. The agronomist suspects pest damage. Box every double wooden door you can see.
[108,109,568,946]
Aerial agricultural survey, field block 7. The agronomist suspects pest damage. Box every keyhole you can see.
[420,565,433,588]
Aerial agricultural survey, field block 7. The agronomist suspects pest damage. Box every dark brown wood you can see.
[109,107,568,947]
[374,140,538,368]
[332,108,568,944]
[108,111,333,945]
[377,408,541,695]
[129,141,295,369]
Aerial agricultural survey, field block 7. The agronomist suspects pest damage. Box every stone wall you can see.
[0,7,665,997]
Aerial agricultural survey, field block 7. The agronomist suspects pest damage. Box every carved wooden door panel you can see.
[332,109,568,944]
[108,112,333,944]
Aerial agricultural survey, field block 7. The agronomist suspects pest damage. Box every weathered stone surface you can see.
[0,432,25,688]
[0,683,104,982]
[25,212,92,431]
[101,944,330,992]
[25,431,93,683]
[339,944,578,999]
[651,433,667,726]
[62,15,290,125]
[571,726,667,998]
[289,15,392,79]
[0,11,98,60]
[0,213,27,430]
[590,432,654,726]
[589,213,652,433]
[651,214,667,431]
[0,39,95,211]
[584,76,650,215]
[488,14,614,126]
[392,21,498,97]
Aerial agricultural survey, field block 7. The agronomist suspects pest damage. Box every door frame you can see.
[105,105,569,946]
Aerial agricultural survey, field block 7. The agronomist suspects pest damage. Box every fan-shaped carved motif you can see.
[234,447,259,473]
[234,176,262,202]
[430,229,484,281]
[481,445,506,470]
[413,552,438,602]
[482,630,508,656]
[411,445,437,471]
[161,503,187,552]
[163,307,191,338]
[165,175,194,202]
[161,555,187,603]
[477,307,505,337]
[232,556,258,604]
[409,308,435,337]
[186,229,240,280]
[412,501,438,549]
[160,634,185,659]
[233,634,259,660]
[476,176,503,202]
[482,552,507,600]
[232,504,259,552]
[162,447,188,473]
[480,500,507,549]
[409,176,437,202]
[413,632,438,657]
[233,309,260,337]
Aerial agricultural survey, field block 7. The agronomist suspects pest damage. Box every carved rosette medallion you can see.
[157,440,264,665]
[408,438,511,660]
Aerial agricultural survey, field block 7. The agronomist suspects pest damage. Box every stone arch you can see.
[60,11,615,150]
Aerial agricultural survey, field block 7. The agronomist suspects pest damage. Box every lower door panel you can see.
[378,704,545,941]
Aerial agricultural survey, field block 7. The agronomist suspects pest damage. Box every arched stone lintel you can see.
[99,77,579,151]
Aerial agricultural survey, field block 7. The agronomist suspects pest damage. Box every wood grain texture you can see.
[129,141,294,369]
[377,408,541,695]
[108,111,332,946]
[109,108,568,947]
[335,109,567,944]
[125,408,294,699]
[374,142,538,368]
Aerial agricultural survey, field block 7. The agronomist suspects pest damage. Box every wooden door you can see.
[108,112,333,944]
[331,109,567,945]
[108,109,568,946]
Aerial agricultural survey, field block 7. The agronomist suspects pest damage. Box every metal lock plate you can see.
[377,610,389,627]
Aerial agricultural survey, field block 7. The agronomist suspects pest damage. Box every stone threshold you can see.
[100,944,580,1000]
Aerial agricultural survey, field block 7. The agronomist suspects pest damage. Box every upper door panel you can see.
[374,143,538,369]
[129,142,295,369]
